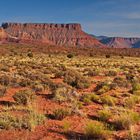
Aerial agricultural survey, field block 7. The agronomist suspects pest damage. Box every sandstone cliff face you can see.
[2,23,105,47]
[0,27,7,43]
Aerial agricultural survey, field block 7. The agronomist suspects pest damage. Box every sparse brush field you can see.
[0,46,140,140]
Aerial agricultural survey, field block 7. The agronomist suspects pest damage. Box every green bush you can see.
[0,75,10,86]
[64,69,90,89]
[113,77,129,88]
[101,95,117,106]
[84,121,111,139]
[132,83,140,95]
[31,82,44,92]
[19,78,31,87]
[94,82,111,94]
[27,51,33,58]
[86,69,100,76]
[62,121,71,133]
[0,111,45,131]
[52,85,77,103]
[67,53,74,58]
[124,95,140,109]
[53,108,71,120]
[98,109,112,122]
[13,89,36,105]
[24,111,46,131]
[105,70,117,76]
[113,110,140,130]
[81,94,101,105]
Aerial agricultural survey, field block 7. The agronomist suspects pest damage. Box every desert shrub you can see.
[55,70,65,78]
[0,112,21,129]
[62,121,71,133]
[19,78,31,87]
[84,121,111,139]
[82,95,92,105]
[90,94,102,103]
[52,85,79,103]
[10,77,20,87]
[0,75,10,86]
[31,82,44,92]
[131,83,140,95]
[52,108,71,120]
[124,95,140,109]
[106,54,111,58]
[67,53,74,58]
[76,101,83,109]
[27,51,33,58]
[81,94,101,105]
[86,69,100,76]
[101,95,117,106]
[113,110,140,130]
[98,109,113,122]
[94,81,111,94]
[64,69,90,89]
[113,77,129,88]
[24,111,46,131]
[105,70,117,76]
[0,65,9,72]
[126,73,135,82]
[0,85,6,97]
[0,111,45,131]
[13,89,36,105]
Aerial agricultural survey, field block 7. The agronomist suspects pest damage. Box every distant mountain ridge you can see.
[94,35,140,48]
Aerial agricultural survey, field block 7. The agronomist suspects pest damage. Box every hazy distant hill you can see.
[93,35,140,48]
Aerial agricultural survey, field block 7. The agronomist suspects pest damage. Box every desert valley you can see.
[0,0,140,140]
[0,22,140,140]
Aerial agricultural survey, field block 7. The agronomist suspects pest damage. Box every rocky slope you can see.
[0,27,7,43]
[98,36,140,48]
[1,23,105,47]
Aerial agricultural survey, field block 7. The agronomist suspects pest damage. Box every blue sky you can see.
[0,0,140,37]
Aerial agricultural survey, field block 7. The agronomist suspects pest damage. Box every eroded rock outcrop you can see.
[2,23,105,47]
[0,27,7,43]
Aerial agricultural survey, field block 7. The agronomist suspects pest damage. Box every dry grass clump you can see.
[84,121,112,139]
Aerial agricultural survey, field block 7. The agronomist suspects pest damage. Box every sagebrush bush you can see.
[98,109,112,122]
[52,108,71,120]
[105,70,117,76]
[0,75,10,86]
[113,77,129,88]
[86,69,100,76]
[132,83,140,95]
[101,95,117,106]
[62,121,71,133]
[64,69,90,89]
[13,89,36,105]
[94,81,111,94]
[67,53,74,58]
[0,111,45,131]
[124,95,140,109]
[84,121,111,139]
[27,51,33,58]
[52,85,78,103]
[113,110,140,130]
[81,93,101,105]
[31,82,44,92]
